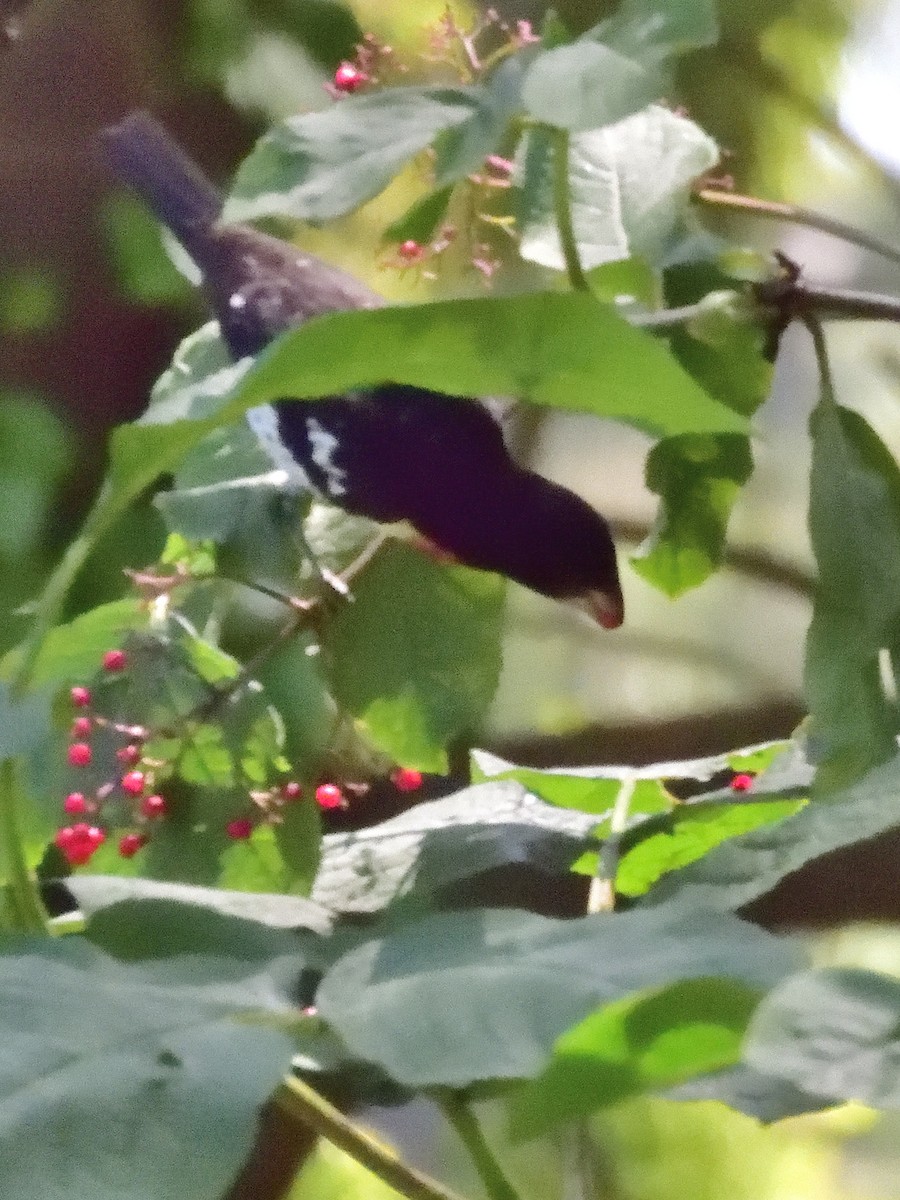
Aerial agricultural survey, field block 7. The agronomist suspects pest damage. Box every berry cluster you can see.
[55,640,427,869]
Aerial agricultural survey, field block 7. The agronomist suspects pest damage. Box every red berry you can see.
[56,822,105,866]
[70,686,91,707]
[391,767,423,793]
[315,782,344,810]
[333,61,368,92]
[63,792,88,815]
[116,744,141,766]
[730,772,754,793]
[71,716,92,738]
[121,770,145,796]
[281,781,303,801]
[118,832,147,858]
[140,793,166,818]
[398,239,424,262]
[67,742,92,767]
[226,818,254,840]
[102,649,127,672]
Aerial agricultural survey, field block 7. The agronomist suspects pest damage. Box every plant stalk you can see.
[439,1093,523,1200]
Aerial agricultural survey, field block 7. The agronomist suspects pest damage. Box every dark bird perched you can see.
[100,111,624,627]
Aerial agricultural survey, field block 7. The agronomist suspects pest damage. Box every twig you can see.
[274,1075,472,1200]
[696,187,900,270]
[587,773,636,915]
[550,128,591,293]
[439,1092,522,1200]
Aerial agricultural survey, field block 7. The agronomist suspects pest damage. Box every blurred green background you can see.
[3,1,900,1194]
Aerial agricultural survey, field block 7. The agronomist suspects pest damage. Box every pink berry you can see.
[70,686,91,707]
[63,792,88,815]
[67,742,92,767]
[71,716,92,738]
[315,782,344,810]
[116,744,141,766]
[118,832,147,858]
[281,781,303,801]
[333,61,368,92]
[398,239,424,262]
[102,649,128,672]
[391,767,423,793]
[140,793,166,818]
[121,770,145,796]
[226,818,254,840]
[56,822,105,866]
[730,772,754,793]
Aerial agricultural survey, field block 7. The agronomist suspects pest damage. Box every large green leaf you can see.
[310,781,598,914]
[432,55,526,183]
[805,403,900,790]
[508,977,759,1137]
[316,903,796,1087]
[225,87,482,223]
[588,0,718,61]
[630,433,753,596]
[0,933,297,1200]
[744,968,900,1108]
[643,745,900,911]
[327,542,505,772]
[2,600,147,687]
[521,43,659,131]
[516,106,719,271]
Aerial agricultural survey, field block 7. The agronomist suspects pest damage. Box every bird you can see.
[100,111,624,628]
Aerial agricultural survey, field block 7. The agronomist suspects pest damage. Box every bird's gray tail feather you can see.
[100,111,223,255]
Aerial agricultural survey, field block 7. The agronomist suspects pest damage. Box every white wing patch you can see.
[305,416,347,497]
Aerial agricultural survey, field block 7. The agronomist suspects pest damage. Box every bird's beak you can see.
[582,589,625,630]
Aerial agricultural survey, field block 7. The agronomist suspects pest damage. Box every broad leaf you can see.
[433,56,527,183]
[643,745,900,911]
[1,599,147,687]
[0,933,297,1200]
[225,87,482,223]
[745,968,900,1108]
[631,433,753,596]
[509,977,759,1137]
[516,106,719,271]
[667,1063,834,1123]
[805,403,900,790]
[521,43,659,131]
[327,543,505,772]
[316,903,796,1087]
[310,781,598,914]
[588,0,719,61]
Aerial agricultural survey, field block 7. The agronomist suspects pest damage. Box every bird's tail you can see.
[100,112,223,257]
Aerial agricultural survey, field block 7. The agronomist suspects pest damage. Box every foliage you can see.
[2,2,900,1199]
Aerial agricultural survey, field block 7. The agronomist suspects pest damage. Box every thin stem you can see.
[805,315,837,408]
[696,187,900,271]
[587,773,636,915]
[439,1093,522,1200]
[775,282,900,324]
[550,128,591,293]
[0,759,48,934]
[275,1075,472,1200]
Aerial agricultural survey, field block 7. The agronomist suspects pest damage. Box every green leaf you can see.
[384,186,454,245]
[0,682,51,758]
[225,88,481,223]
[231,293,747,438]
[745,968,900,1108]
[642,744,900,911]
[522,43,659,132]
[311,781,598,914]
[0,934,296,1200]
[433,56,526,183]
[316,903,796,1087]
[66,874,333,932]
[614,795,804,897]
[516,106,719,271]
[471,754,671,819]
[588,0,718,61]
[667,1064,834,1123]
[2,599,147,687]
[327,543,504,771]
[509,978,759,1137]
[630,433,753,596]
[805,404,900,790]
[101,191,194,306]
